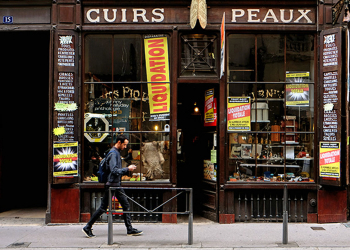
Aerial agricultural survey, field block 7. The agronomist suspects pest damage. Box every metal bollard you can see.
[188,188,193,245]
[282,184,288,244]
[108,188,113,245]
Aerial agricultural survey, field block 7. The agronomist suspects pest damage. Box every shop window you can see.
[180,34,217,77]
[227,34,315,184]
[83,34,171,183]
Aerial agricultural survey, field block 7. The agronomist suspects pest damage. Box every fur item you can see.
[141,141,165,180]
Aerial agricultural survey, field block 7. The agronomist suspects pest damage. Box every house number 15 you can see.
[3,16,13,24]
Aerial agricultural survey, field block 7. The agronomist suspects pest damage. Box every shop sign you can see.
[58,35,75,67]
[319,27,342,187]
[227,97,251,131]
[144,35,170,121]
[84,7,315,25]
[230,8,313,23]
[320,28,341,143]
[319,142,340,178]
[53,141,78,177]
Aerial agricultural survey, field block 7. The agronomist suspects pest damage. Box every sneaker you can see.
[82,226,96,238]
[127,228,143,236]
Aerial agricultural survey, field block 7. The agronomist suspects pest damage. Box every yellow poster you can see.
[286,71,310,106]
[227,97,251,131]
[53,141,78,177]
[205,89,214,123]
[319,142,340,178]
[144,36,170,120]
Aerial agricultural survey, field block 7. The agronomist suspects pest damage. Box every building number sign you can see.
[3,16,13,24]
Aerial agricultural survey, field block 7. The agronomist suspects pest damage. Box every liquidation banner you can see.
[53,141,78,177]
[205,89,215,124]
[319,142,340,178]
[227,97,251,131]
[144,35,170,121]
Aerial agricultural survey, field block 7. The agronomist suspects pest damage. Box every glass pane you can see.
[257,34,284,82]
[83,140,113,182]
[228,34,255,82]
[113,35,143,81]
[125,133,170,182]
[180,34,217,77]
[256,83,285,129]
[85,35,112,82]
[286,34,314,82]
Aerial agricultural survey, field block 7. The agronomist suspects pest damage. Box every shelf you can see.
[240,163,300,168]
[251,120,270,123]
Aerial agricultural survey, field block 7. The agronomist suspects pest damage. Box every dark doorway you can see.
[0,32,49,211]
[177,83,218,217]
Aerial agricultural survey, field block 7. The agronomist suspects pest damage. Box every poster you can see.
[144,35,170,120]
[319,142,340,178]
[203,160,217,181]
[204,88,215,125]
[227,97,251,131]
[286,71,310,106]
[53,141,78,177]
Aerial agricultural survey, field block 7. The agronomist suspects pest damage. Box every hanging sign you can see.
[227,97,251,131]
[319,27,342,187]
[53,141,78,177]
[319,142,340,178]
[144,35,170,120]
[204,89,214,124]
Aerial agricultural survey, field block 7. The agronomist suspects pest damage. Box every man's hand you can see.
[128,165,137,171]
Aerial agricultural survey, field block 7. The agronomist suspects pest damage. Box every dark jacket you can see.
[106,147,129,186]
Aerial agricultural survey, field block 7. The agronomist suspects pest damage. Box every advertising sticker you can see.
[319,142,340,178]
[53,141,78,177]
[227,97,251,131]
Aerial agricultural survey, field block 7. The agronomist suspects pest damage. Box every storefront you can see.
[1,0,349,224]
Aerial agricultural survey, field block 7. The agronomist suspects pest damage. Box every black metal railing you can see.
[234,189,307,222]
[107,187,193,245]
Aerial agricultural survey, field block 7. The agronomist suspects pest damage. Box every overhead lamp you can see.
[192,102,201,115]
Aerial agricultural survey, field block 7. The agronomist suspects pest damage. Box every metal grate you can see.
[91,190,162,223]
[234,190,307,222]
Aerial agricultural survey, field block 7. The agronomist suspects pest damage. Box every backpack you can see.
[97,150,115,183]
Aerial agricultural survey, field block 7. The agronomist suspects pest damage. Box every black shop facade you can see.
[1,0,348,224]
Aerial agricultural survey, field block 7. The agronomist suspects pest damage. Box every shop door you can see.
[177,83,219,221]
[0,32,49,212]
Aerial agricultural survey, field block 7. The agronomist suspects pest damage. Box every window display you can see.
[83,34,171,183]
[227,33,315,183]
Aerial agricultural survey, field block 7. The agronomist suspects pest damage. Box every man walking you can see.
[82,134,143,238]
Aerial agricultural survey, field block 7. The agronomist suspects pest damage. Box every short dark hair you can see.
[116,134,128,144]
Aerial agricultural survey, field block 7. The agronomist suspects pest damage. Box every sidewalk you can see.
[1,217,350,249]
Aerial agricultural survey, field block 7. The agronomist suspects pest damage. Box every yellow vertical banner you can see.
[144,35,170,120]
[204,88,214,123]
